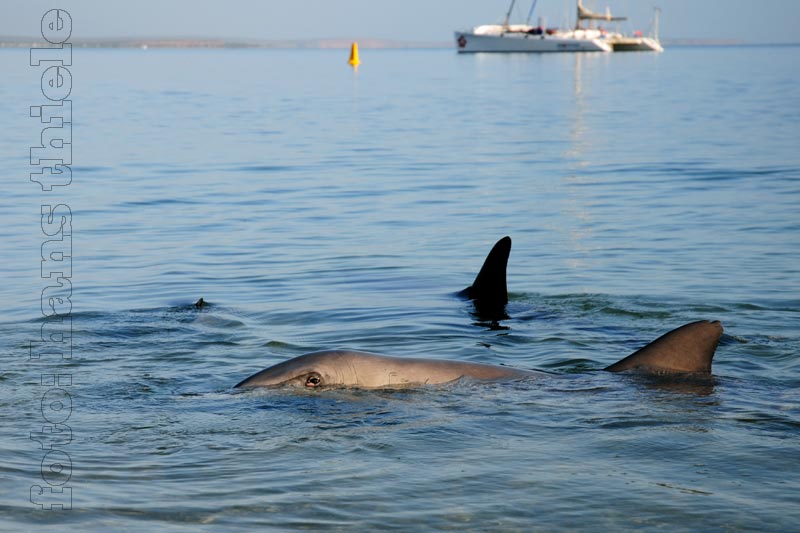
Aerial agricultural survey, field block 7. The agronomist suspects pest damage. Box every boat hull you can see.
[455,30,612,53]
[608,36,664,52]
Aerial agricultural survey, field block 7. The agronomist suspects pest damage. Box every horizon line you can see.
[2,36,799,49]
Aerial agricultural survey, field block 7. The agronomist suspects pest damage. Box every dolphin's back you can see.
[604,320,723,374]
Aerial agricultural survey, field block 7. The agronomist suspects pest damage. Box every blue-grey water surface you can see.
[1,46,799,530]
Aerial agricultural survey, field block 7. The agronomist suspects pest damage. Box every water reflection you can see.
[625,372,718,396]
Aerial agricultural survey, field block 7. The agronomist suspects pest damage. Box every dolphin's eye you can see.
[305,374,322,388]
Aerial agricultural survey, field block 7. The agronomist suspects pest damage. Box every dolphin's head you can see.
[235,350,356,389]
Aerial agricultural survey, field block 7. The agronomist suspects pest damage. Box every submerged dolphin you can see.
[235,320,723,389]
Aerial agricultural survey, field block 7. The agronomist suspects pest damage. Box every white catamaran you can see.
[455,0,662,54]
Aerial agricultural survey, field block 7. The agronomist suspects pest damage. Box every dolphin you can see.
[235,320,723,389]
[457,236,512,320]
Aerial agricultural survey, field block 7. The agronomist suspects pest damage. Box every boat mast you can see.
[503,0,517,28]
[652,6,661,40]
[525,0,540,25]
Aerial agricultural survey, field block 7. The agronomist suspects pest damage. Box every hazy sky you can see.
[3,0,799,43]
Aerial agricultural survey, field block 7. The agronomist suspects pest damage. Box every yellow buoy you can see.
[348,42,360,67]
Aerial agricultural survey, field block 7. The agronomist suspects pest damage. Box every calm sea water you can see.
[1,45,799,530]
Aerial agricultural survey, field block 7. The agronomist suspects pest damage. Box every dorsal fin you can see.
[459,236,511,309]
[604,320,723,374]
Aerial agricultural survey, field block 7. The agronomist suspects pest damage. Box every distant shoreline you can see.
[1,37,797,49]
[0,37,449,49]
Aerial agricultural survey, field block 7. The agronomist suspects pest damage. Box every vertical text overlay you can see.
[29,8,74,511]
